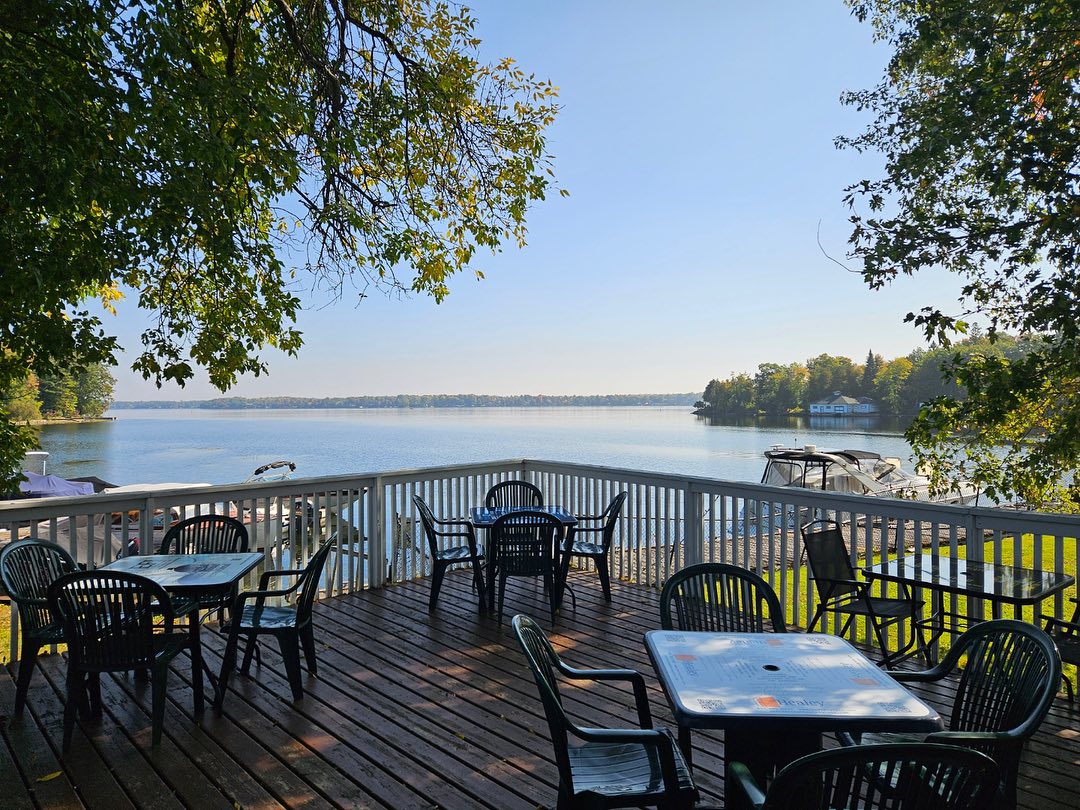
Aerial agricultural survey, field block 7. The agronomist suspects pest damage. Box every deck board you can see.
[3,570,1079,809]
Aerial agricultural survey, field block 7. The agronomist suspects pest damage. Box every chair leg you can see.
[497,574,507,625]
[544,571,557,625]
[868,617,896,668]
[240,633,259,675]
[151,662,168,747]
[596,555,612,602]
[13,640,42,717]
[806,605,825,633]
[278,634,304,701]
[429,561,447,612]
[62,668,81,754]
[87,673,103,718]
[300,625,318,675]
[215,627,241,713]
[471,557,487,613]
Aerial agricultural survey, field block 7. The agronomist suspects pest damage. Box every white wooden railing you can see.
[4,458,1079,659]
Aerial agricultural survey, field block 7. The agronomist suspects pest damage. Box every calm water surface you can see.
[37,408,916,486]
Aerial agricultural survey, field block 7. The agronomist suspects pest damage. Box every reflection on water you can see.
[37,407,918,488]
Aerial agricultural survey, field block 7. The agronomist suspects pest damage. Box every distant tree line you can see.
[112,393,700,410]
[696,334,1037,417]
[1,362,116,422]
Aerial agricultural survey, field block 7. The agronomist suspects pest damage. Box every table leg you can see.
[724,728,819,800]
[678,725,693,770]
[188,611,204,714]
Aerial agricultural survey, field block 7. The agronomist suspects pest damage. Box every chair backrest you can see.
[941,619,1061,763]
[0,540,79,636]
[160,514,249,555]
[762,743,1000,809]
[491,510,559,576]
[660,563,786,632]
[511,614,577,789]
[485,480,543,509]
[293,541,335,624]
[596,491,627,550]
[800,520,859,600]
[48,570,173,671]
[411,496,441,556]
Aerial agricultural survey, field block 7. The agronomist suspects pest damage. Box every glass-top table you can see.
[863,553,1075,655]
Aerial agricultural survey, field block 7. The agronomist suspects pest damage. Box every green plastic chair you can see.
[730,743,1000,809]
[0,539,78,717]
[214,540,334,708]
[512,614,698,809]
[48,570,188,750]
[837,619,1062,809]
[412,495,485,612]
[659,562,786,633]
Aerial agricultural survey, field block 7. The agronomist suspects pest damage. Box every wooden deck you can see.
[3,570,1079,809]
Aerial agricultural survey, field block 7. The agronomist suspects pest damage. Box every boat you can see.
[760,444,980,505]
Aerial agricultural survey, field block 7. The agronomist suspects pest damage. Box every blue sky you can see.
[110,1,964,401]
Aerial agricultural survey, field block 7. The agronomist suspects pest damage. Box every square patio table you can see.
[644,630,942,796]
[103,552,263,712]
[863,553,1075,655]
[469,506,577,611]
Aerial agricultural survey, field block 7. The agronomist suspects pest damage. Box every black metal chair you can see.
[490,510,561,624]
[837,619,1061,809]
[484,480,543,509]
[512,614,698,810]
[1041,596,1080,700]
[159,514,249,622]
[800,519,930,667]
[0,539,79,717]
[730,743,1000,810]
[47,570,188,750]
[214,540,334,708]
[659,562,786,633]
[562,491,626,603]
[412,495,485,612]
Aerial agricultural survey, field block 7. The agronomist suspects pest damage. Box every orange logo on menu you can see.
[766,638,783,646]
[674,654,697,662]
[755,696,780,708]
[852,677,877,686]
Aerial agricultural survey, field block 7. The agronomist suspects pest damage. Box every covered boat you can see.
[761,444,980,505]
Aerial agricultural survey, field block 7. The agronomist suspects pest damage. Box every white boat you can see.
[760,444,980,505]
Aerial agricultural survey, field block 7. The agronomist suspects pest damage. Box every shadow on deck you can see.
[2,570,1079,809]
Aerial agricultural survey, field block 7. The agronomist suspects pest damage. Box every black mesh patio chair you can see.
[659,562,786,633]
[159,514,249,622]
[512,614,699,810]
[47,570,188,750]
[730,743,1000,810]
[490,510,561,625]
[800,519,930,667]
[485,480,543,509]
[1041,596,1080,701]
[837,619,1061,810]
[0,540,78,717]
[214,540,334,708]
[412,495,485,612]
[562,491,626,603]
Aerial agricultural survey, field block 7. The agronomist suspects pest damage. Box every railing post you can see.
[371,476,387,589]
[683,486,704,567]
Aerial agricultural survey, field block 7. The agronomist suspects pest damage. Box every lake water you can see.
[36,408,916,486]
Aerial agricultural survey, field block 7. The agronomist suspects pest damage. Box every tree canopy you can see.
[841,0,1080,507]
[0,0,560,485]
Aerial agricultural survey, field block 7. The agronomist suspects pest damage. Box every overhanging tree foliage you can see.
[0,0,559,485]
[840,0,1080,507]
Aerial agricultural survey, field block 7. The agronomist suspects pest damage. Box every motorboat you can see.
[761,444,980,505]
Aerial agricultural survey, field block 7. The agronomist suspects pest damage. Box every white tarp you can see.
[19,472,95,498]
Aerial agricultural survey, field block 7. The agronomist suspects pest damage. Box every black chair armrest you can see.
[557,662,652,727]
[926,729,1017,746]
[258,568,306,590]
[885,665,950,683]
[727,761,767,810]
[433,515,472,528]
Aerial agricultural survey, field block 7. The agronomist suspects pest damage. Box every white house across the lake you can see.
[809,392,879,415]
